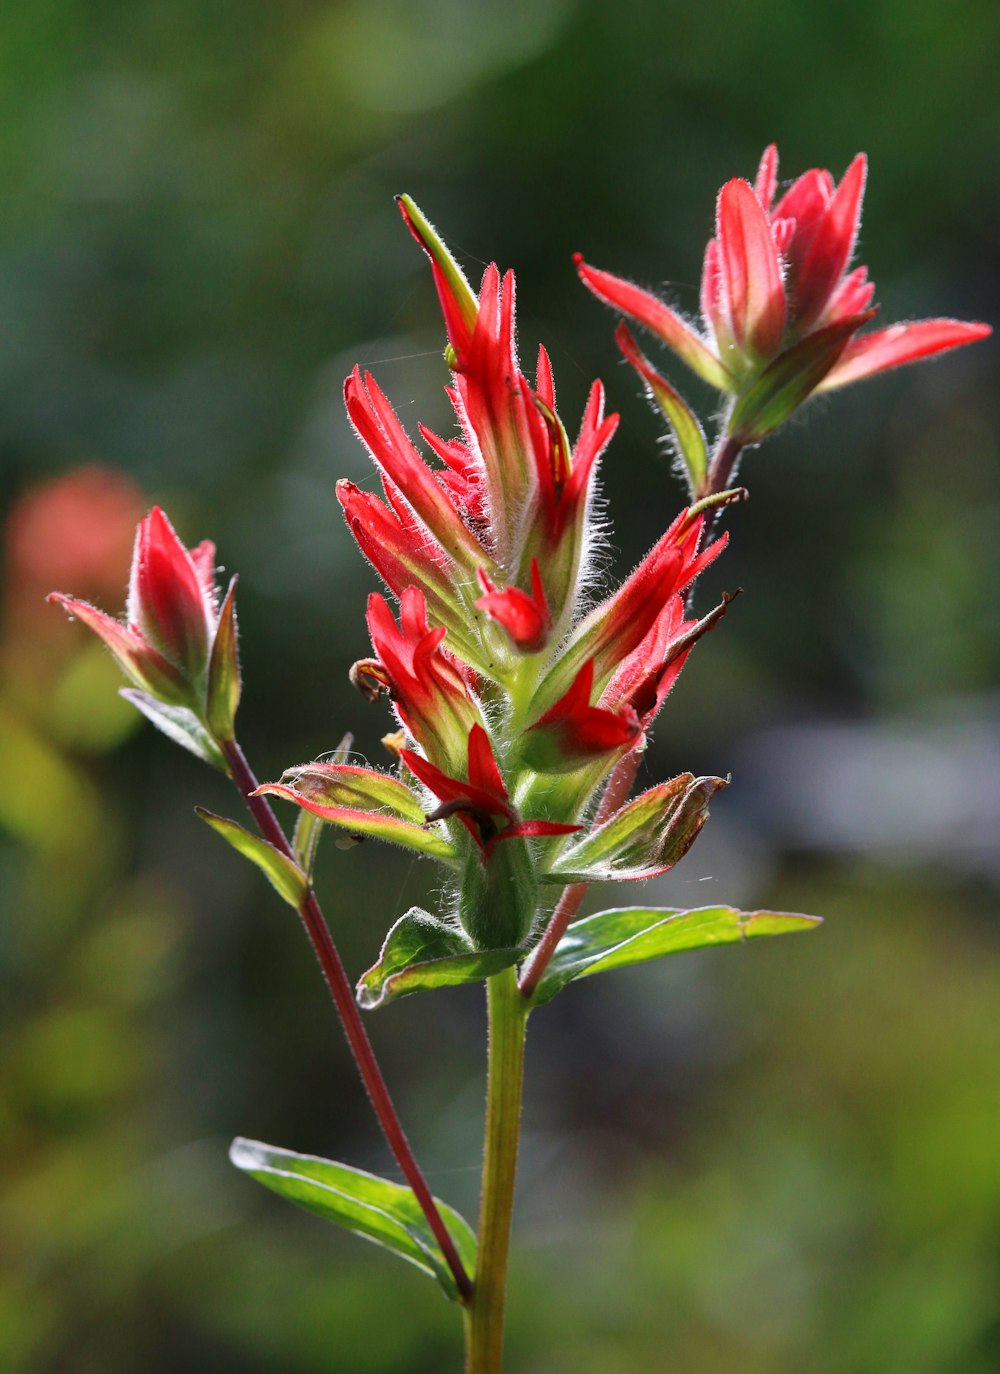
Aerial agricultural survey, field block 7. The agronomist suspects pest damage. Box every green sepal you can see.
[205,577,241,742]
[616,324,708,493]
[358,907,521,1010]
[544,774,726,883]
[729,310,876,442]
[120,689,225,769]
[530,905,822,1006]
[196,808,307,909]
[229,1138,476,1303]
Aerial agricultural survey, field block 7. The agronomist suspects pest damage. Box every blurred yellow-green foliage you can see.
[1,1,997,1370]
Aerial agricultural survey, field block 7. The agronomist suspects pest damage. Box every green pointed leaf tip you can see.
[616,324,707,488]
[358,907,521,1010]
[229,1137,476,1302]
[397,195,478,333]
[531,905,822,1006]
[196,809,307,909]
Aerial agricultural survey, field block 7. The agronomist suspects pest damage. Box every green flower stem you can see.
[220,737,473,1303]
[466,965,529,1373]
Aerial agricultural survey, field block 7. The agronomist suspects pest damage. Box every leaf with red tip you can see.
[257,783,458,863]
[575,256,735,391]
[48,593,190,705]
[616,325,708,493]
[818,318,992,391]
[717,178,786,358]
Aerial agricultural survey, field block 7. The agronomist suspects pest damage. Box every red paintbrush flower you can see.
[401,725,578,862]
[49,505,240,739]
[363,587,484,774]
[577,146,990,442]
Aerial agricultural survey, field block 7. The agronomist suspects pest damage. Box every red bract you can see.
[49,506,239,732]
[524,659,640,774]
[396,196,617,631]
[577,146,990,439]
[475,559,551,653]
[401,725,578,861]
[529,506,725,722]
[364,587,483,774]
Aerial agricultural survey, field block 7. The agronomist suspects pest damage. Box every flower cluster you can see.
[577,145,990,462]
[267,196,731,951]
[48,506,241,752]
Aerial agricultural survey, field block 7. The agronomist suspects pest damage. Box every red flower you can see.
[528,505,725,723]
[396,195,617,629]
[49,506,239,732]
[577,146,990,440]
[401,725,578,861]
[475,559,551,653]
[523,659,640,774]
[364,587,483,774]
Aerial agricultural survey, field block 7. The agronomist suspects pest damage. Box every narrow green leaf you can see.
[616,324,707,492]
[120,689,224,769]
[358,907,521,1010]
[531,905,822,1006]
[205,577,241,741]
[230,1137,476,1302]
[196,809,306,909]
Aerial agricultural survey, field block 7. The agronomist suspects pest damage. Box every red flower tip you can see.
[475,559,551,653]
[524,659,642,774]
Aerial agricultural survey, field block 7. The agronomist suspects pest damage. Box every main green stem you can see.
[466,965,528,1373]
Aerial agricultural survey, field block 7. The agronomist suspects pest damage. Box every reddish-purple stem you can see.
[518,750,642,999]
[221,738,473,1301]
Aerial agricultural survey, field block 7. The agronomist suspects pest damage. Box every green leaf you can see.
[616,324,707,492]
[531,905,822,1006]
[120,689,225,769]
[205,577,241,741]
[229,1137,476,1302]
[196,809,307,909]
[358,907,521,1010]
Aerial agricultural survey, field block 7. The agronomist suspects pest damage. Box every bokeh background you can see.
[2,1,998,1370]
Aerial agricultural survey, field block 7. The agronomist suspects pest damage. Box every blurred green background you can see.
[1,0,998,1370]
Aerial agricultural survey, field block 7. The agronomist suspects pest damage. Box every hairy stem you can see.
[220,737,473,1302]
[518,750,641,999]
[465,965,528,1372]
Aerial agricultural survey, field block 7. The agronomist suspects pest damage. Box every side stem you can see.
[220,736,472,1302]
[465,965,528,1373]
[518,750,641,999]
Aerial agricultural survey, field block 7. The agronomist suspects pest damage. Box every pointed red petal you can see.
[793,153,867,327]
[754,144,779,210]
[818,318,992,391]
[717,179,786,358]
[467,723,507,800]
[575,256,734,390]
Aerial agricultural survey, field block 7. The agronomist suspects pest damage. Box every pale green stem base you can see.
[465,966,529,1373]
